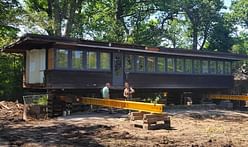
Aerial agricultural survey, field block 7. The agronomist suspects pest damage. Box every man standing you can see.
[123,82,135,100]
[102,83,111,99]
[102,83,112,113]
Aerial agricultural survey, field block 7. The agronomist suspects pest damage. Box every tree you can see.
[231,33,248,55]
[230,0,248,28]
[24,0,86,37]
[0,0,24,99]
[205,15,235,52]
[180,0,224,50]
[0,0,22,46]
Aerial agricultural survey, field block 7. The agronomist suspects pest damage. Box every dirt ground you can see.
[1,104,248,147]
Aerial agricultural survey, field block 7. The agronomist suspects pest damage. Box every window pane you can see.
[125,54,134,71]
[56,49,68,68]
[224,61,231,75]
[157,57,165,72]
[167,58,174,72]
[87,51,97,69]
[217,61,224,74]
[185,59,192,73]
[194,60,201,74]
[72,50,83,69]
[202,60,209,74]
[100,52,110,70]
[176,58,184,73]
[147,56,155,72]
[137,55,145,72]
[209,61,216,74]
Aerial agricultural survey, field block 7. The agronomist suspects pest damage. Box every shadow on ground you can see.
[0,122,111,146]
[169,109,248,122]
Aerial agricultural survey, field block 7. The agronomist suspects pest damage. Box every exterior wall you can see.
[44,70,233,90]
[127,73,234,89]
[45,70,112,89]
[25,49,46,84]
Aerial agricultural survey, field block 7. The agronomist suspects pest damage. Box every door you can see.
[26,49,46,84]
[112,53,124,86]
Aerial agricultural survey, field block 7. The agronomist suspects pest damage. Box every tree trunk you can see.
[199,30,208,50]
[65,1,77,36]
[46,0,54,35]
[116,0,128,35]
[192,26,198,50]
[53,0,62,36]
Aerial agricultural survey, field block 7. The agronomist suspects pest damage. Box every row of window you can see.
[55,49,232,75]
[125,55,232,75]
[55,49,110,70]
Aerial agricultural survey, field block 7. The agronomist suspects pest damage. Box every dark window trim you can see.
[99,52,111,71]
[146,56,156,73]
[54,48,69,69]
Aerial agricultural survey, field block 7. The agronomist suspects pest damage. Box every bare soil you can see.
[1,104,248,147]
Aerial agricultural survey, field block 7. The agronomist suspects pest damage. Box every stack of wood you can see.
[0,101,23,122]
[129,112,171,130]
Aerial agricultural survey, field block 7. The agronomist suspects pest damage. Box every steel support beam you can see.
[209,95,248,101]
[78,97,164,113]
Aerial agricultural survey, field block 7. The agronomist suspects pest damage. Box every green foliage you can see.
[231,33,248,55]
[0,53,23,99]
[180,0,224,50]
[0,0,24,100]
[32,95,48,106]
[205,15,235,52]
[230,0,248,28]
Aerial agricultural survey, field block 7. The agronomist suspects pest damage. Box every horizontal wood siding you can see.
[126,73,234,89]
[45,70,112,89]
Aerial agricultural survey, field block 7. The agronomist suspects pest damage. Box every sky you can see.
[224,0,232,8]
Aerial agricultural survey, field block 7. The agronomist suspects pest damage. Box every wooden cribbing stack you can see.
[129,112,170,130]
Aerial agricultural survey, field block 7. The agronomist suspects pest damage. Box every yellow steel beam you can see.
[78,97,164,113]
[209,95,248,101]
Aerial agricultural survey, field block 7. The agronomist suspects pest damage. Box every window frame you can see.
[202,60,209,74]
[136,54,146,72]
[193,59,202,74]
[224,61,232,75]
[99,52,111,71]
[146,56,156,73]
[185,59,193,73]
[217,60,224,75]
[71,50,84,70]
[167,57,175,73]
[176,58,185,73]
[124,54,135,72]
[55,48,70,69]
[86,51,98,70]
[156,56,166,73]
[209,60,217,75]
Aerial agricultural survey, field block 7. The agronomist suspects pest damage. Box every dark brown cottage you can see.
[3,34,248,99]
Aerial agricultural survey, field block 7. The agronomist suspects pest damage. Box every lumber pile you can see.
[129,112,171,130]
[0,101,23,122]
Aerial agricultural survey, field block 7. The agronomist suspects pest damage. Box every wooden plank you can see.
[79,97,164,113]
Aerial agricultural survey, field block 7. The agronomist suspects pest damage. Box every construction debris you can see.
[129,112,171,130]
[0,101,24,122]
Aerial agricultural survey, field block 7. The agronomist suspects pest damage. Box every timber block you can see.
[130,112,171,130]
[129,112,145,121]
